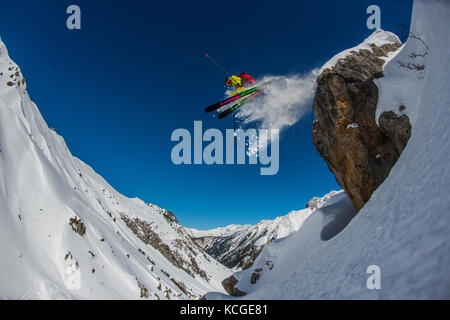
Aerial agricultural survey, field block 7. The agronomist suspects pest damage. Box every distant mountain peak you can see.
[188,190,342,270]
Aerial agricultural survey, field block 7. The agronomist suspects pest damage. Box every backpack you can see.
[239,73,255,84]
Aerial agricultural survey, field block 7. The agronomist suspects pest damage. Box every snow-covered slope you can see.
[0,40,231,299]
[207,0,450,299]
[187,191,341,269]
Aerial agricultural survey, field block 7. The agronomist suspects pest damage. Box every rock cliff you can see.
[312,32,411,210]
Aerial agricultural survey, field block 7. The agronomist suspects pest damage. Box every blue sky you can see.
[0,0,412,229]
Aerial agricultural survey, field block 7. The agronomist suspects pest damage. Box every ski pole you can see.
[205,53,230,77]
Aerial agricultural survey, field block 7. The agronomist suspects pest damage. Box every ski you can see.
[218,89,263,119]
[205,87,260,113]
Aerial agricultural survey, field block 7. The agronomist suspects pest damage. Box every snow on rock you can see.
[0,39,231,299]
[320,29,402,74]
[374,11,429,126]
[208,0,450,299]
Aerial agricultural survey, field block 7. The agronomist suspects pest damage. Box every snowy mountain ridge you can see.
[0,40,231,299]
[187,224,252,239]
[187,190,341,269]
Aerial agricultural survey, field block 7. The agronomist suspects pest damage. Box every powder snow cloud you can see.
[236,70,319,131]
[229,69,319,156]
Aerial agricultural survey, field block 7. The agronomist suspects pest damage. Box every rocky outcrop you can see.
[69,216,86,236]
[312,41,411,210]
[194,233,265,270]
[250,268,262,284]
[121,213,210,281]
[222,275,246,296]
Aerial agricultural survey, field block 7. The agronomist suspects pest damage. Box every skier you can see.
[225,73,255,97]
[204,53,263,118]
[204,70,263,118]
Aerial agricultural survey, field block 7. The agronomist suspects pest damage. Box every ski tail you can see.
[218,89,263,119]
[217,107,235,119]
